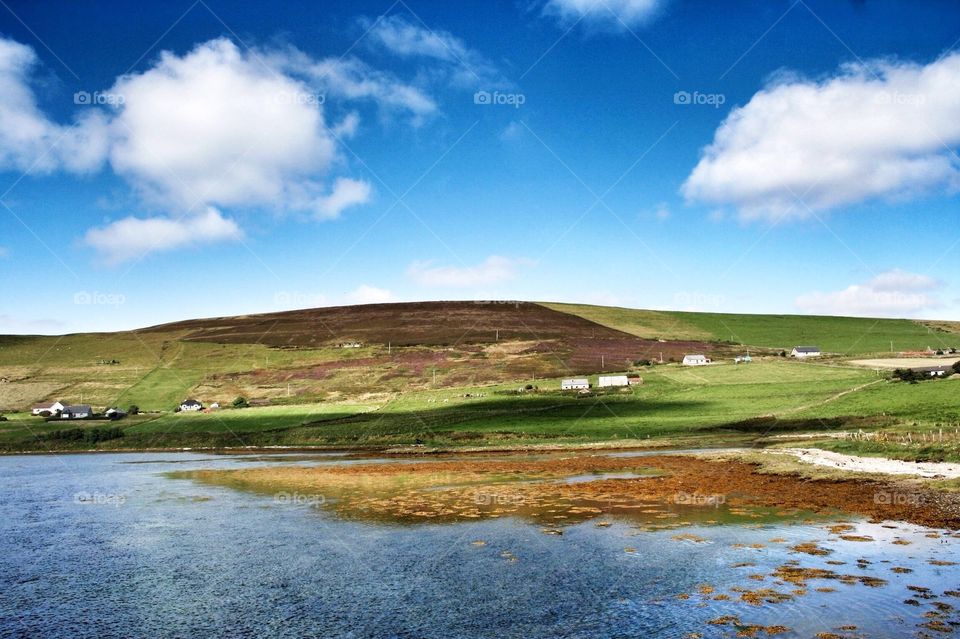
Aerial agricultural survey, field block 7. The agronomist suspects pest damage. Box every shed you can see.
[61,405,92,419]
[598,375,629,388]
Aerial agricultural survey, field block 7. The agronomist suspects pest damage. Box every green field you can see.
[547,303,958,354]
[1,301,957,455]
[4,358,953,453]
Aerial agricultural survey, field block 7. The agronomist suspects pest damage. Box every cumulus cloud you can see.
[108,38,338,211]
[543,0,664,29]
[83,207,243,264]
[795,269,943,317]
[0,34,440,263]
[0,37,108,174]
[683,53,960,221]
[345,284,395,304]
[406,255,531,288]
[313,177,372,220]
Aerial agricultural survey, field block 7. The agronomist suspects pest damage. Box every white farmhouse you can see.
[682,354,710,366]
[598,375,629,388]
[791,346,821,358]
[31,401,65,416]
[179,399,203,412]
[561,378,590,390]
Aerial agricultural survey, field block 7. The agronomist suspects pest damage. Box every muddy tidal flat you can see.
[2,451,959,638]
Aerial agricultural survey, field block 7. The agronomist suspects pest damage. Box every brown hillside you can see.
[140,301,631,347]
[140,301,723,373]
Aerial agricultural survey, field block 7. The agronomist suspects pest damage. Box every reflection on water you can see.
[1,452,958,639]
[561,471,657,484]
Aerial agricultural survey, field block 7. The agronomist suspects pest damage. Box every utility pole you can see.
[388,341,392,355]
[601,355,605,369]
[496,329,499,341]
[659,352,663,364]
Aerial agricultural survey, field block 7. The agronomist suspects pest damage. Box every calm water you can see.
[1,452,958,638]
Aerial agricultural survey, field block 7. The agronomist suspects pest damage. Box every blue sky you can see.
[0,0,958,333]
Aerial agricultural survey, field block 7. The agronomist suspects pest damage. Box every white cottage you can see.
[31,401,65,416]
[791,346,821,358]
[561,378,590,391]
[682,354,710,366]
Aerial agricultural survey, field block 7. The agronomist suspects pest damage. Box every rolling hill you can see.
[0,301,956,413]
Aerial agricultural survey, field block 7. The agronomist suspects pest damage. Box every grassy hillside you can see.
[0,302,729,412]
[548,303,957,355]
[1,359,892,451]
[1,301,955,435]
[538,303,712,341]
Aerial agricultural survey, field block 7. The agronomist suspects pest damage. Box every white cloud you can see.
[0,37,108,174]
[313,177,373,220]
[84,207,243,264]
[275,52,437,118]
[360,15,501,88]
[0,35,433,263]
[406,255,531,287]
[795,269,943,317]
[0,314,65,334]
[332,111,361,138]
[363,14,469,62]
[345,284,395,304]
[499,121,524,142]
[868,268,940,292]
[543,0,664,29]
[108,38,337,211]
[683,53,960,221]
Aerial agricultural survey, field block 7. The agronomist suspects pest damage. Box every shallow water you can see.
[1,452,958,638]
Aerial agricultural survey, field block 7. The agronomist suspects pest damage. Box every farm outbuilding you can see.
[180,399,203,411]
[910,365,952,377]
[60,405,92,419]
[791,346,821,358]
[598,375,629,388]
[561,378,590,390]
[682,354,710,366]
